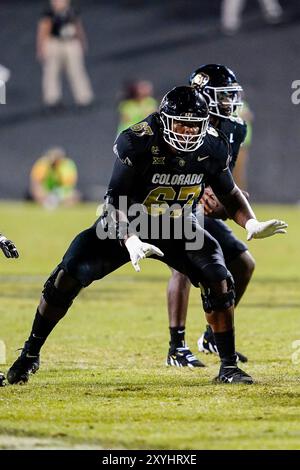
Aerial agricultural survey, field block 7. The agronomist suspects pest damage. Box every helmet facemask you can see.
[160,112,209,152]
[203,84,243,119]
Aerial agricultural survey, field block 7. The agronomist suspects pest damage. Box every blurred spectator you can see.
[0,64,11,84]
[221,0,283,35]
[117,80,158,134]
[233,100,254,191]
[37,0,94,109]
[0,64,10,104]
[30,147,81,209]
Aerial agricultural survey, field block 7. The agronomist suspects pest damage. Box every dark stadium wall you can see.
[0,0,299,203]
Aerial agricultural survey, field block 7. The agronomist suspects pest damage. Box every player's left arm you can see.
[210,169,288,240]
[202,125,247,220]
[0,233,19,258]
[201,186,249,220]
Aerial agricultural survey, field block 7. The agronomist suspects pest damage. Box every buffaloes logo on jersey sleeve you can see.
[131,121,154,137]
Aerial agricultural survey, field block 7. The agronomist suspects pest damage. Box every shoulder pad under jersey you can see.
[228,115,245,126]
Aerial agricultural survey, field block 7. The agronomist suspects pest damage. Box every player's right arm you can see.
[0,233,19,259]
[103,132,163,271]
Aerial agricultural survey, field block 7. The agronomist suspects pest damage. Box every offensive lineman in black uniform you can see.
[0,233,19,386]
[7,86,287,385]
[167,65,255,367]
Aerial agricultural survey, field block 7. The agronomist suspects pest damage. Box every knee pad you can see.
[199,274,235,313]
[42,266,82,309]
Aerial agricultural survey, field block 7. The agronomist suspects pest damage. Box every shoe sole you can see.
[166,360,206,368]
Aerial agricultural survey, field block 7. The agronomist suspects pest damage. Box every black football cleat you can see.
[7,342,40,385]
[198,325,218,355]
[213,364,254,384]
[0,372,6,387]
[198,325,248,363]
[166,345,206,368]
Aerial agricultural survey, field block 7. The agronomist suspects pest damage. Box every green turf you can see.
[0,202,300,449]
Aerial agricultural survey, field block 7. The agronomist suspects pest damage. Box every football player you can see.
[0,233,19,386]
[167,64,255,368]
[7,86,286,385]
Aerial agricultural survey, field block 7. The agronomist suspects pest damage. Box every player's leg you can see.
[7,266,82,385]
[166,269,205,367]
[165,230,253,383]
[228,250,255,306]
[7,226,129,384]
[203,218,255,305]
[167,269,190,329]
[198,218,255,362]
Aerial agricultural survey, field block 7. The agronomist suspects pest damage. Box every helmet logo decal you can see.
[192,73,209,88]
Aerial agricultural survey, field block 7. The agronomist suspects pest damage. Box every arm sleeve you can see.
[209,167,235,199]
[106,158,137,206]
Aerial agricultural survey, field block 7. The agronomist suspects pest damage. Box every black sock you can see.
[169,326,186,351]
[213,329,237,366]
[26,310,58,355]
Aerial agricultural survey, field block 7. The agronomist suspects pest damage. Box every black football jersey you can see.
[217,116,247,171]
[106,113,235,217]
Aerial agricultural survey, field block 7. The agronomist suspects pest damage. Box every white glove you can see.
[245,218,288,241]
[125,235,164,272]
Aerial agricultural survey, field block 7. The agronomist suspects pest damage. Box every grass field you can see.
[0,202,300,450]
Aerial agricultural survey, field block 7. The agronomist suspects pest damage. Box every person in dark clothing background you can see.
[37,0,94,109]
